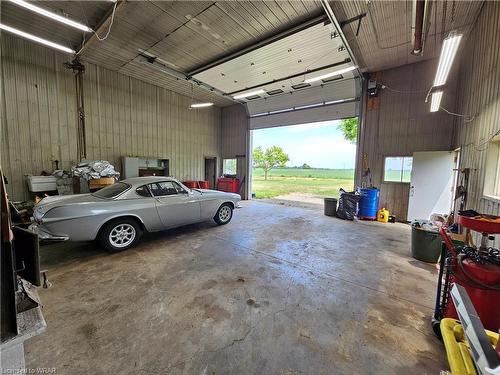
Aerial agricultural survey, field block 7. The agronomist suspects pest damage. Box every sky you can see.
[252,120,357,169]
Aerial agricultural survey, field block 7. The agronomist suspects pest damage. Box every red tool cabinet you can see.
[217,177,239,193]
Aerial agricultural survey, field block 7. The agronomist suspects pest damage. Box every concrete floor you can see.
[25,200,447,374]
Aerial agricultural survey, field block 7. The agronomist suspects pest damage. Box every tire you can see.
[214,203,233,225]
[431,318,442,340]
[98,218,143,251]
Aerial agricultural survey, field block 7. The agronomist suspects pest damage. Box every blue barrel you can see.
[358,188,379,220]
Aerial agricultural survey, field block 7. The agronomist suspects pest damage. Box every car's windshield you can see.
[92,182,130,199]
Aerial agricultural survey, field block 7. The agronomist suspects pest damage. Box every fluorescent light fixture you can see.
[233,89,265,100]
[433,33,462,86]
[0,24,75,54]
[304,66,357,84]
[430,90,443,112]
[8,0,92,32]
[190,102,213,108]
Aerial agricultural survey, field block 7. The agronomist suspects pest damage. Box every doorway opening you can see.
[204,157,217,189]
[250,119,357,206]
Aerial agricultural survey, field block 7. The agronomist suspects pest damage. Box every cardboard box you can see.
[89,177,115,189]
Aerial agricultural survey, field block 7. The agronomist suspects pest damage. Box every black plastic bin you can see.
[411,225,442,263]
[324,198,338,217]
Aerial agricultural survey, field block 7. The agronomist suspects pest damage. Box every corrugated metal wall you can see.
[356,60,456,221]
[1,34,221,200]
[221,104,249,199]
[453,1,500,216]
[83,64,221,183]
[221,104,248,159]
[1,34,78,200]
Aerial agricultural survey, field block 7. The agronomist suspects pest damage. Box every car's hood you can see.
[195,189,241,200]
[34,194,103,216]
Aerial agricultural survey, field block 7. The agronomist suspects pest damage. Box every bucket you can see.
[324,198,338,217]
[358,188,379,220]
[411,225,442,263]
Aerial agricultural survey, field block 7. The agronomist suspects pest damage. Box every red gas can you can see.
[198,181,209,189]
[182,180,199,189]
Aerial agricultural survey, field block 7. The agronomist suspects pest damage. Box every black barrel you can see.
[324,198,338,217]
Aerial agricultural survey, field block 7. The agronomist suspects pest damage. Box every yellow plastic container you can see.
[377,208,389,223]
[440,318,499,375]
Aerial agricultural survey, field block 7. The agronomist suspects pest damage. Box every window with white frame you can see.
[222,158,237,175]
[483,139,500,198]
[383,156,413,183]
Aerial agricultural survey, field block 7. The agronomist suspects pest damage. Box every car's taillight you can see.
[33,209,44,224]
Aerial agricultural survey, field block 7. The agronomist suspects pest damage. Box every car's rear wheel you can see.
[98,218,142,251]
[214,203,233,225]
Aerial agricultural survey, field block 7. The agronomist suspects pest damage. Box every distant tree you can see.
[338,117,358,143]
[301,163,312,169]
[253,146,290,180]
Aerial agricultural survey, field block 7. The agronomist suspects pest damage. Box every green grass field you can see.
[252,168,355,199]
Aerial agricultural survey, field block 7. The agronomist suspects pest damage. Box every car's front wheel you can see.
[98,218,143,251]
[214,203,233,225]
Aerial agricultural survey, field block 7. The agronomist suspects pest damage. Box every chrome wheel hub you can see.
[109,224,136,248]
[219,206,231,222]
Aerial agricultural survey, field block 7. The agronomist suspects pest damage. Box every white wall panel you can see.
[193,21,349,94]
[246,79,357,115]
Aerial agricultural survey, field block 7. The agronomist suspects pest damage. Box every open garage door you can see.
[249,97,359,130]
[192,16,361,129]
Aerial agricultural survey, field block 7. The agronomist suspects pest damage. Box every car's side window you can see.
[149,182,179,197]
[136,185,151,198]
[172,182,188,194]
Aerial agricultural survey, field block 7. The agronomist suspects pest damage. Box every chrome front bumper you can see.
[28,223,69,242]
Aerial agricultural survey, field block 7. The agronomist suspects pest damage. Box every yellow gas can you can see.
[377,208,389,223]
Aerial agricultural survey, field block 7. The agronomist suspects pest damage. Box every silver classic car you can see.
[29,177,241,251]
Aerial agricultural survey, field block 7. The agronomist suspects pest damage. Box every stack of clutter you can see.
[52,170,73,195]
[412,214,449,233]
[71,160,120,181]
[412,220,443,233]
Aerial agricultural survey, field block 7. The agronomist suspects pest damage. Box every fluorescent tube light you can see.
[8,0,92,32]
[430,91,443,112]
[0,24,75,54]
[304,66,357,84]
[190,103,213,108]
[433,33,462,86]
[233,89,265,100]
